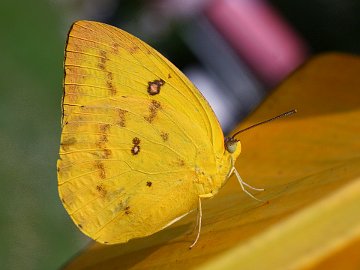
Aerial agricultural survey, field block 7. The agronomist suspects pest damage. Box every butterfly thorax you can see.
[193,139,241,197]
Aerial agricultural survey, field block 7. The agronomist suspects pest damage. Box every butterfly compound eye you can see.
[224,137,239,153]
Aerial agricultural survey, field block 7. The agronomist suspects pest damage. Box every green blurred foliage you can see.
[0,1,87,269]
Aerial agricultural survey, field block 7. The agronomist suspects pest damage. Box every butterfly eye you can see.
[224,137,238,153]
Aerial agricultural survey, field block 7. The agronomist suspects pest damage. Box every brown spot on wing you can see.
[98,134,108,144]
[174,158,185,167]
[145,48,152,55]
[99,50,107,60]
[105,71,116,95]
[100,55,106,64]
[61,137,77,151]
[125,206,131,215]
[98,62,105,70]
[95,161,106,179]
[96,184,107,197]
[107,72,113,81]
[106,80,116,95]
[113,199,126,213]
[160,132,169,142]
[91,149,112,159]
[132,137,140,145]
[97,50,116,95]
[168,73,172,79]
[96,123,110,155]
[131,137,141,155]
[103,148,112,159]
[144,100,161,123]
[98,50,107,70]
[129,45,138,54]
[146,181,152,187]
[95,137,110,158]
[112,42,120,54]
[100,124,111,133]
[131,145,140,155]
[117,109,127,127]
[78,224,83,229]
[147,79,165,95]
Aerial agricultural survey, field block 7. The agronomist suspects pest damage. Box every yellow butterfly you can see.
[58,20,294,248]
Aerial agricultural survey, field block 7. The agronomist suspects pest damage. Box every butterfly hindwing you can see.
[58,21,225,244]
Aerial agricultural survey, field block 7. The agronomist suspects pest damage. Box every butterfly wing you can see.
[58,21,225,244]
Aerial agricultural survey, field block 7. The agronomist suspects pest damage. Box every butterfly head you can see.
[224,137,241,154]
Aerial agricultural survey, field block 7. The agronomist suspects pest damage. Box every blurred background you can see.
[0,0,358,269]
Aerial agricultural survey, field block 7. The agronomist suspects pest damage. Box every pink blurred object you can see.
[206,0,308,86]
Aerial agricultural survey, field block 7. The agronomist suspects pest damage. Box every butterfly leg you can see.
[188,206,200,236]
[194,205,200,231]
[189,197,202,249]
[226,157,236,180]
[227,166,235,180]
[242,180,265,191]
[233,167,264,201]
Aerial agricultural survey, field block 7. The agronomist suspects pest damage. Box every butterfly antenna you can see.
[232,109,297,139]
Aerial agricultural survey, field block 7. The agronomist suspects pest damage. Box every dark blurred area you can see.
[0,0,358,269]
[60,0,359,131]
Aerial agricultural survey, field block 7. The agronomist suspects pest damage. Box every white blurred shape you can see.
[184,66,238,133]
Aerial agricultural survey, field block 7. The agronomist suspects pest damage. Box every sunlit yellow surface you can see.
[61,53,360,270]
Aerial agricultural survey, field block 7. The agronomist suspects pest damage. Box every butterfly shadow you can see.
[63,222,193,270]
